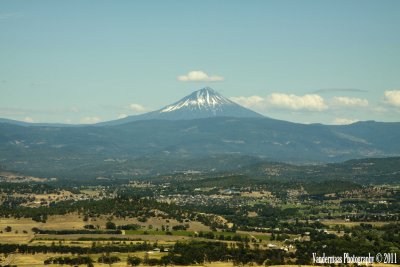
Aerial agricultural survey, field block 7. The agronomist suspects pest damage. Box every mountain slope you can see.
[0,87,399,179]
[98,87,263,125]
[239,156,400,184]
[0,117,399,178]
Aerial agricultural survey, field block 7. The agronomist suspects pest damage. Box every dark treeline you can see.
[44,256,93,265]
[0,182,60,194]
[0,196,180,221]
[0,242,152,254]
[302,180,361,196]
[32,228,122,235]
[148,241,290,265]
[0,241,292,265]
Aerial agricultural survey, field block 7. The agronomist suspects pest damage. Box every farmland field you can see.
[1,161,399,266]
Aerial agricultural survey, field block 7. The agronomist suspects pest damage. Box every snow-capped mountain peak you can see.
[98,87,263,125]
[160,87,234,113]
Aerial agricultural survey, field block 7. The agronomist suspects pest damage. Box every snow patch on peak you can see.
[160,87,234,113]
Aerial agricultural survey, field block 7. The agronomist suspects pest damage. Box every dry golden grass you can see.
[240,191,272,198]
[1,210,210,234]
[247,211,258,217]
[85,214,210,232]
[0,212,213,245]
[0,171,48,183]
[42,213,86,230]
[0,217,38,243]
[35,233,191,243]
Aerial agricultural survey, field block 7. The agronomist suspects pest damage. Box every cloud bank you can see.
[232,93,328,111]
[267,93,328,111]
[384,90,400,107]
[331,96,369,107]
[230,96,264,109]
[231,93,376,113]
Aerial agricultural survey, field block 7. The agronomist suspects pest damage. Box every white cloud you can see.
[266,93,328,111]
[23,117,34,123]
[331,96,369,107]
[231,93,328,112]
[129,103,146,113]
[230,95,264,109]
[384,90,400,107]
[80,116,101,124]
[177,71,224,82]
[332,118,359,125]
[118,113,128,119]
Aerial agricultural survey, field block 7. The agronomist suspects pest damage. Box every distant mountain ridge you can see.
[0,87,400,179]
[0,117,399,179]
[0,87,262,127]
[0,118,74,127]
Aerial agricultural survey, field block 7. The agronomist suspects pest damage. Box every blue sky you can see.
[1,0,399,124]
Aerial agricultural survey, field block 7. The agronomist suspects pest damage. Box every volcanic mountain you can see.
[99,87,263,125]
[1,87,400,173]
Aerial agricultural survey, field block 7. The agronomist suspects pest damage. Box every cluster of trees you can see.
[0,240,293,266]
[303,180,361,196]
[31,228,122,235]
[117,223,142,230]
[44,256,93,266]
[340,199,400,222]
[105,221,142,230]
[42,254,140,266]
[3,179,386,229]
[84,224,96,229]
[105,221,116,229]
[344,213,399,222]
[295,223,400,264]
[0,182,59,195]
[127,256,141,266]
[0,242,153,254]
[156,241,290,265]
[0,193,194,227]
[98,254,120,264]
[171,224,189,231]
[0,196,30,208]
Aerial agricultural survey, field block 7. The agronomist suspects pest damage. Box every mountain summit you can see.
[101,87,263,125]
[157,87,262,119]
[160,87,234,113]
